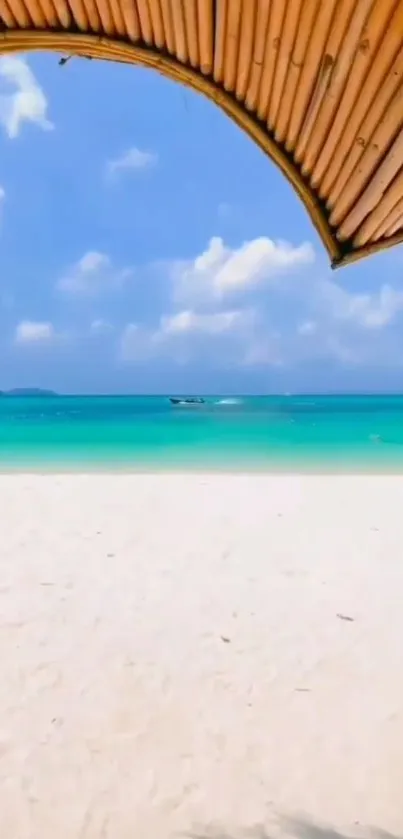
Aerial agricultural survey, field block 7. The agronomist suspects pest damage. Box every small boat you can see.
[169,397,205,406]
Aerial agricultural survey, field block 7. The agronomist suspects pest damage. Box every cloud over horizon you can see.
[14,320,58,345]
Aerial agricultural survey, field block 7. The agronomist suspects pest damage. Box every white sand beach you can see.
[0,473,402,839]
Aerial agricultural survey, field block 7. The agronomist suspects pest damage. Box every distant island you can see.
[0,388,57,397]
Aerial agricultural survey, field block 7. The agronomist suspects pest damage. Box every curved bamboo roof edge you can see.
[1,0,403,270]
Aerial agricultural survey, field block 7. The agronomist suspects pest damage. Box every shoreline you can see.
[1,462,403,475]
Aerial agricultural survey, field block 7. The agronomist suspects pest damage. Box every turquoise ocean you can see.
[1,393,403,471]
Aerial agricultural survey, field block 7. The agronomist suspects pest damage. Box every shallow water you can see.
[1,394,403,471]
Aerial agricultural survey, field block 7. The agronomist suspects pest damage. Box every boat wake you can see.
[215,398,243,406]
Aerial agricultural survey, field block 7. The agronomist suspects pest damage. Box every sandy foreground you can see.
[0,473,402,839]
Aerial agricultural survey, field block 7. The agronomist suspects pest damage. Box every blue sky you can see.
[0,51,403,394]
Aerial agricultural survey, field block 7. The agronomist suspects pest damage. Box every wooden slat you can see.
[299,0,375,176]
[170,0,188,63]
[370,196,403,242]
[119,0,141,41]
[160,0,175,53]
[256,0,286,121]
[0,1,19,27]
[245,0,270,112]
[353,172,403,244]
[267,0,303,130]
[327,49,403,215]
[384,215,403,238]
[312,0,399,191]
[337,129,403,240]
[81,0,102,31]
[235,0,256,100]
[29,0,50,25]
[147,0,164,48]
[197,0,213,75]
[10,0,36,26]
[329,60,403,226]
[135,0,153,45]
[51,0,72,27]
[321,0,403,200]
[294,0,357,165]
[213,0,227,84]
[64,0,88,30]
[96,0,115,33]
[108,0,125,36]
[37,0,59,26]
[182,0,199,67]
[276,0,331,145]
[222,0,242,92]
[284,0,333,152]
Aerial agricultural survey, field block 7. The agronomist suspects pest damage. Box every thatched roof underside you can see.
[1,0,403,267]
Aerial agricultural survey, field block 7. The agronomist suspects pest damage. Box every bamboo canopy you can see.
[1,1,403,268]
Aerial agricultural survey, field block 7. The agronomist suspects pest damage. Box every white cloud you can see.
[288,278,403,367]
[106,146,157,178]
[53,234,403,372]
[114,230,403,369]
[90,318,113,335]
[15,320,57,345]
[319,280,403,330]
[170,235,315,305]
[0,56,53,138]
[58,251,133,297]
[120,235,403,369]
[0,185,5,222]
[117,234,314,367]
[124,268,403,370]
[120,307,255,363]
[161,309,245,336]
